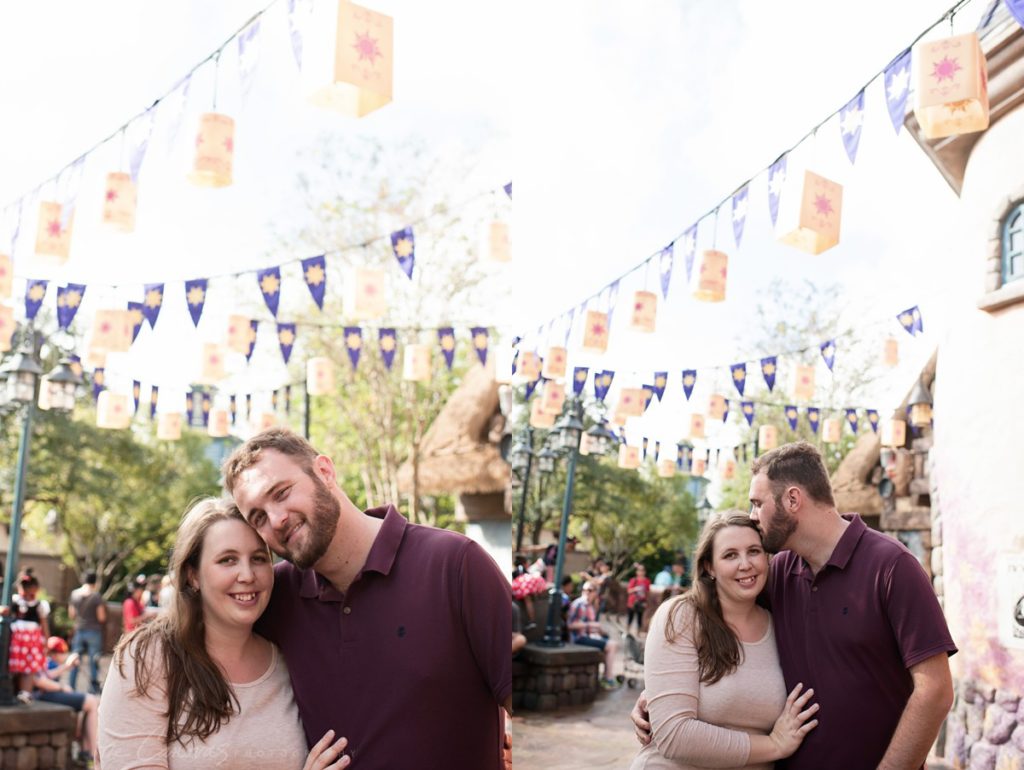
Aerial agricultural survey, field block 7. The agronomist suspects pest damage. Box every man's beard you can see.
[761,496,797,554]
[287,474,341,569]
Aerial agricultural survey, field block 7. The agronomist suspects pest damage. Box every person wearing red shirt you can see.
[121,581,146,633]
[626,564,652,634]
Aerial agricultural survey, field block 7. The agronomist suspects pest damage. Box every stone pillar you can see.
[0,701,77,769]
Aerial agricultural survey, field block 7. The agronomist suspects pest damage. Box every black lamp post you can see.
[0,327,83,706]
[540,402,615,646]
[511,427,535,555]
[697,495,714,530]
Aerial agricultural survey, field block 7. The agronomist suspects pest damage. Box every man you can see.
[68,570,106,694]
[223,428,511,770]
[632,441,956,769]
[566,581,619,689]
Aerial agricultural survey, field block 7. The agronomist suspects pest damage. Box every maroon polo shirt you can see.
[256,505,512,770]
[769,514,956,770]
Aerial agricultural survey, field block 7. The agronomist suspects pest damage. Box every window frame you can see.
[1004,201,1024,286]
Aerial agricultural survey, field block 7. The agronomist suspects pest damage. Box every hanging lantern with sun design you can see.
[189,113,235,188]
[914,32,989,139]
[777,170,843,255]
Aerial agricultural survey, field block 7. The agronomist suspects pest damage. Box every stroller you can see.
[606,613,646,689]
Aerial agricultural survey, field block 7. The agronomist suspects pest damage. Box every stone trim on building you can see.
[979,187,1024,312]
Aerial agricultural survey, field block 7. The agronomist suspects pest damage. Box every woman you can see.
[630,511,818,769]
[98,498,349,769]
[121,578,147,633]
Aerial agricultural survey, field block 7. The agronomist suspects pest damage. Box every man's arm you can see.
[96,598,107,624]
[876,653,953,770]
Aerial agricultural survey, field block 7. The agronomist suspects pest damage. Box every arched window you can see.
[1005,202,1024,285]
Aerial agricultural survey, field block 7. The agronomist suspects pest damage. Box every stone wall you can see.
[512,645,602,711]
[0,702,77,770]
[942,679,1024,769]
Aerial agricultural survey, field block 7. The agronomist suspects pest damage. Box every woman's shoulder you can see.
[651,595,699,636]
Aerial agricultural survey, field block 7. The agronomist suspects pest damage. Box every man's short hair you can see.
[222,428,320,494]
[750,440,835,507]
[84,571,97,585]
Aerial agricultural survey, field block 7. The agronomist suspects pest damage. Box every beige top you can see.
[630,599,787,770]
[98,641,308,770]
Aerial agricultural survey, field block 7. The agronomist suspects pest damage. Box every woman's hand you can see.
[769,683,819,758]
[303,730,351,770]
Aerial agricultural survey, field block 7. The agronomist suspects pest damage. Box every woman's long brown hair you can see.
[664,510,766,685]
[112,497,268,746]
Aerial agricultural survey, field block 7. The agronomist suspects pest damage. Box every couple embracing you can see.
[97,428,511,770]
[631,441,956,770]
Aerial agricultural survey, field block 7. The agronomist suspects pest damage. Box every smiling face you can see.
[190,518,273,633]
[231,449,341,569]
[748,471,797,554]
[705,525,768,607]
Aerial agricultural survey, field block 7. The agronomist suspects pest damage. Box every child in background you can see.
[8,570,49,703]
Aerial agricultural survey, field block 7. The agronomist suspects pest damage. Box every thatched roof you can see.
[397,364,511,496]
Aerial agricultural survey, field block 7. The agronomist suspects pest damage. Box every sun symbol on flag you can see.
[787,408,797,418]
[145,289,163,308]
[106,189,118,202]
[733,368,745,381]
[187,286,206,306]
[763,362,776,376]
[655,375,666,388]
[473,333,488,349]
[848,412,857,423]
[869,413,879,423]
[352,31,382,65]
[28,284,46,301]
[743,404,753,414]
[683,374,695,386]
[813,194,834,217]
[931,55,962,83]
[575,370,587,382]
[380,335,396,352]
[47,220,62,237]
[822,345,834,358]
[305,265,325,286]
[129,309,144,329]
[394,237,414,258]
[346,332,362,350]
[260,274,281,296]
[279,329,295,346]
[95,371,105,386]
[601,375,612,387]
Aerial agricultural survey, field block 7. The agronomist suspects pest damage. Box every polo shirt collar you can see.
[787,513,867,576]
[298,504,407,599]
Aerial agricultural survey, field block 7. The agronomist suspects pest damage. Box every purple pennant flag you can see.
[470,327,488,366]
[652,372,668,401]
[391,227,415,279]
[682,225,698,282]
[301,255,326,310]
[245,320,259,362]
[760,356,777,392]
[128,108,156,183]
[785,405,799,431]
[277,323,296,364]
[722,399,730,423]
[572,366,589,396]
[287,0,306,70]
[897,306,918,336]
[237,20,262,100]
[344,327,363,370]
[654,441,660,463]
[68,354,83,380]
[184,278,208,327]
[127,302,144,343]
[230,394,237,425]
[503,182,512,199]
[911,306,923,334]
[201,391,211,427]
[820,339,836,372]
[92,368,105,402]
[1006,0,1024,27]
[437,327,456,370]
[563,307,575,347]
[767,155,787,227]
[730,362,747,396]
[132,380,141,414]
[379,328,397,370]
[245,394,252,420]
[524,377,541,401]
[866,409,880,433]
[840,89,865,164]
[681,369,697,401]
[56,284,86,330]
[284,385,292,416]
[162,74,192,153]
[731,185,749,248]
[741,401,755,426]
[605,280,621,327]
[642,437,648,461]
[272,389,279,413]
[807,407,821,434]
[642,385,655,413]
[884,49,912,135]
[258,267,282,317]
[142,283,164,328]
[594,370,614,402]
[846,408,859,434]
[25,279,48,320]
[150,385,159,420]
[658,245,673,299]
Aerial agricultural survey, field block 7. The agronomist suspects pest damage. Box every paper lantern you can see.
[693,250,727,302]
[402,343,431,382]
[35,201,73,260]
[252,411,278,432]
[692,457,707,476]
[208,409,230,438]
[157,413,183,441]
[86,349,107,369]
[617,388,645,418]
[793,365,816,401]
[516,351,542,383]
[347,268,387,320]
[629,291,657,333]
[610,411,627,427]
[822,418,842,443]
[578,433,592,456]
[758,424,778,453]
[37,381,52,411]
[307,357,335,395]
[581,310,610,354]
[881,418,907,448]
[0,305,13,352]
[304,0,393,117]
[914,33,989,140]
[540,382,566,415]
[97,392,132,430]
[226,315,252,354]
[542,347,567,380]
[689,414,706,439]
[618,445,641,470]
[0,254,12,299]
[483,220,511,262]
[721,458,736,480]
[657,459,676,478]
[883,337,899,367]
[529,397,556,429]
[101,172,137,232]
[777,171,843,255]
[89,310,133,354]
[200,344,227,384]
[189,113,234,188]
[492,345,515,384]
[708,394,727,421]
